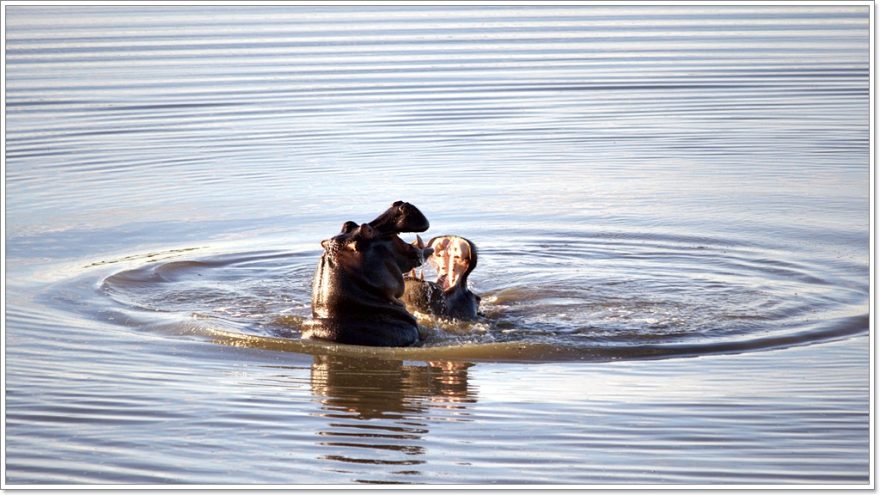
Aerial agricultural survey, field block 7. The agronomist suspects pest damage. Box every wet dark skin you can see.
[304,201,434,347]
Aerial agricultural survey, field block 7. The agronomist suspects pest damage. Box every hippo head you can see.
[319,218,434,300]
[402,235,481,320]
[305,201,434,346]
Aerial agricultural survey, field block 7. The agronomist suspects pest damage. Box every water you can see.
[4,5,871,486]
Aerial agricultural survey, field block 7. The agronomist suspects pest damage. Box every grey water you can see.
[4,5,871,485]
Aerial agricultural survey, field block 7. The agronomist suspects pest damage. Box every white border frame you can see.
[1,0,875,491]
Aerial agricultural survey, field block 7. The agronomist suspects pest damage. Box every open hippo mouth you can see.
[426,236,476,291]
[403,235,481,321]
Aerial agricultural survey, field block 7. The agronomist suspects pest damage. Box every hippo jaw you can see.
[368,200,429,235]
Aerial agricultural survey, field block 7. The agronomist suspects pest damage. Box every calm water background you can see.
[4,5,871,485]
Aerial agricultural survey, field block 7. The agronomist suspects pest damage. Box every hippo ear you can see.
[348,223,375,252]
[340,221,358,234]
[356,223,375,239]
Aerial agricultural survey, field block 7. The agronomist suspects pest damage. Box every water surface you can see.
[4,5,871,485]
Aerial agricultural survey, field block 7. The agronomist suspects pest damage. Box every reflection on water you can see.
[310,355,474,481]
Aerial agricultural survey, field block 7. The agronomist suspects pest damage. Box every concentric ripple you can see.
[91,229,867,362]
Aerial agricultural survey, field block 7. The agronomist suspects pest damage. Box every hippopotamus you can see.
[303,201,434,347]
[402,235,481,320]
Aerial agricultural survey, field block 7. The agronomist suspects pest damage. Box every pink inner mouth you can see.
[428,236,472,291]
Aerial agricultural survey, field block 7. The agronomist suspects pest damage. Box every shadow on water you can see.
[308,354,475,483]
